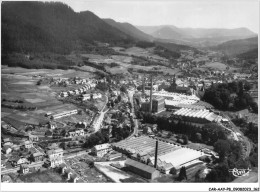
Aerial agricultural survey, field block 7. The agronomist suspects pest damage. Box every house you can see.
[2,138,11,144]
[10,156,28,167]
[32,152,44,162]
[80,94,91,101]
[1,160,6,169]
[46,148,64,168]
[3,141,13,147]
[28,134,39,142]
[20,164,30,174]
[92,143,111,157]
[49,122,57,129]
[24,140,33,149]
[60,163,67,174]
[2,145,12,154]
[70,173,79,183]
[17,157,29,166]
[68,129,85,138]
[93,93,102,99]
[60,92,68,97]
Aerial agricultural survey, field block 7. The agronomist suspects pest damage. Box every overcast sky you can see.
[62,0,259,33]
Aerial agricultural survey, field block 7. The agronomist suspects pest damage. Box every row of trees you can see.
[1,103,37,111]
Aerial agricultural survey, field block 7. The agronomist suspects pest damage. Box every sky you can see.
[61,0,259,33]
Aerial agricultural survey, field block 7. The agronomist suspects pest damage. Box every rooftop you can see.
[125,158,158,174]
[172,108,222,122]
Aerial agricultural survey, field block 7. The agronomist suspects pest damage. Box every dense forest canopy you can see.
[1,1,133,54]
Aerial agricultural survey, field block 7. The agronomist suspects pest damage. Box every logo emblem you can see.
[229,168,251,177]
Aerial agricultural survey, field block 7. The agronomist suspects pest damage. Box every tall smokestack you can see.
[149,75,153,113]
[142,75,145,94]
[154,140,158,168]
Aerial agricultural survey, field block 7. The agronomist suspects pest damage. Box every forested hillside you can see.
[1,1,133,54]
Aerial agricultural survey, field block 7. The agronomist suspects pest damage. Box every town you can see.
[1,1,258,185]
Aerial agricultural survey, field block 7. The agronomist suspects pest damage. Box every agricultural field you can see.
[71,47,179,76]
[1,66,95,131]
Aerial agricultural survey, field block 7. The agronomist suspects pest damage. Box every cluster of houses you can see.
[59,83,96,98]
[52,77,97,87]
[79,93,102,101]
[1,138,45,171]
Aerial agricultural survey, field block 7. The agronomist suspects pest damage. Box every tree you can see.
[117,95,121,102]
[169,167,177,176]
[178,166,187,181]
[244,81,251,91]
[195,132,202,142]
[182,135,189,144]
[214,139,231,161]
[205,163,233,182]
[120,85,127,93]
[142,126,148,134]
[250,102,258,114]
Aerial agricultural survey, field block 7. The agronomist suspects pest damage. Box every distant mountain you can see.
[137,25,257,47]
[210,37,258,56]
[151,26,183,40]
[103,19,153,41]
[1,1,133,54]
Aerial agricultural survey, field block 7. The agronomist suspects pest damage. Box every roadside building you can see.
[32,152,44,162]
[48,122,57,130]
[80,94,91,101]
[20,164,30,174]
[125,158,160,180]
[2,145,12,154]
[28,134,39,142]
[92,93,102,99]
[92,143,111,157]
[23,140,33,149]
[11,157,29,167]
[46,148,64,168]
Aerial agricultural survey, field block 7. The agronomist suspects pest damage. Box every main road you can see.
[92,94,109,133]
[127,89,139,139]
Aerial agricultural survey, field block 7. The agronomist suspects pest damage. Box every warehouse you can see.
[165,100,206,110]
[113,136,206,174]
[148,148,205,173]
[124,158,160,180]
[51,110,78,119]
[171,108,222,126]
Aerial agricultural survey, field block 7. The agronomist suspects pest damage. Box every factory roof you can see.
[149,148,205,169]
[125,158,158,174]
[172,108,222,122]
[192,101,214,109]
[112,136,182,158]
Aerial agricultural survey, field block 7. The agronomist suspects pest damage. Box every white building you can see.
[92,143,111,157]
[51,110,78,119]
[46,148,64,168]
